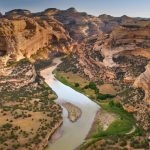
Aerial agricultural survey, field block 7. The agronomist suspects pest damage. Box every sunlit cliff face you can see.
[0,12,75,67]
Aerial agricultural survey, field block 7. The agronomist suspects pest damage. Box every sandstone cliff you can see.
[0,11,75,66]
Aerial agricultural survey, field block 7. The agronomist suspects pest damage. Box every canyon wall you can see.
[0,10,75,66]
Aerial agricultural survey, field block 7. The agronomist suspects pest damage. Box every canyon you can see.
[0,8,150,150]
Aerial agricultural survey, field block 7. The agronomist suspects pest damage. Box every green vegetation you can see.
[55,72,84,93]
[93,101,135,138]
[81,100,147,149]
[0,59,62,150]
[97,93,115,100]
[2,123,13,129]
[74,83,80,87]
[55,70,136,138]
[55,69,148,149]
[88,82,97,90]
[55,71,115,101]
[82,100,142,149]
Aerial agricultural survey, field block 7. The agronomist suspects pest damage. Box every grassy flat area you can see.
[93,101,135,138]
[54,71,115,100]
[82,102,146,150]
[54,71,89,92]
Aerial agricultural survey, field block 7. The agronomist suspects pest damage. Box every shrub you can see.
[97,94,115,100]
[135,127,144,136]
[97,94,108,100]
[89,82,97,90]
[109,101,114,107]
[83,85,89,89]
[115,102,122,108]
[74,83,80,87]
[2,123,12,129]
[98,80,104,85]
[120,140,127,146]
[95,88,99,94]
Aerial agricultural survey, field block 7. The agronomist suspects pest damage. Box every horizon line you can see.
[1,7,150,19]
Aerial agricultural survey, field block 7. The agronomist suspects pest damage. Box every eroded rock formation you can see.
[0,11,75,66]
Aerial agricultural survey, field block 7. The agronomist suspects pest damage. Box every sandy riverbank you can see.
[62,102,82,122]
[87,108,118,138]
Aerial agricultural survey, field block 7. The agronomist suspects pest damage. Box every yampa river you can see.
[41,58,99,150]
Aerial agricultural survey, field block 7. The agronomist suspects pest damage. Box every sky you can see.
[0,0,149,18]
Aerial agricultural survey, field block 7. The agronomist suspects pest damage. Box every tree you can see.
[75,83,80,87]
[109,101,114,107]
[89,82,97,90]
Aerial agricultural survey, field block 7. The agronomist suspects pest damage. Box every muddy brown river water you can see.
[41,58,99,150]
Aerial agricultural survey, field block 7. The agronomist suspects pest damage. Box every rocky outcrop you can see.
[5,9,31,18]
[0,59,37,90]
[36,7,104,41]
[0,11,75,66]
[76,23,150,80]
[134,63,150,103]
